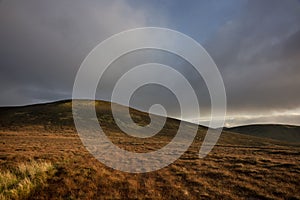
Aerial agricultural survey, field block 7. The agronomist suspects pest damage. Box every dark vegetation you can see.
[226,124,300,143]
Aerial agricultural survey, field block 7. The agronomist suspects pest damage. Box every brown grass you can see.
[0,129,299,200]
[0,160,54,200]
[0,100,299,199]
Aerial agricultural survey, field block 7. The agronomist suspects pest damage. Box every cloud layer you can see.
[0,0,300,126]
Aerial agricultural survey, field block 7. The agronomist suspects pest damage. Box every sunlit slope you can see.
[1,100,300,199]
[0,100,295,148]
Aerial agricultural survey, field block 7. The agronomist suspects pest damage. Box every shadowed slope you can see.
[226,124,300,143]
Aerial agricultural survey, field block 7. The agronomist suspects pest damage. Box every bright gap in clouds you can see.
[0,0,300,127]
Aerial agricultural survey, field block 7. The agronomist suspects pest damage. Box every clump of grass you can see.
[0,160,54,200]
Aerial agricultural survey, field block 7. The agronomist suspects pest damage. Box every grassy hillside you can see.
[0,100,300,199]
[227,124,300,143]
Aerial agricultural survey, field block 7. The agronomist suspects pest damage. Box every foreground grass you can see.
[0,161,54,200]
[1,130,300,199]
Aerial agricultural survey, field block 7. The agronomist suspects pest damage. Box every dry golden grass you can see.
[0,129,299,200]
[0,160,54,200]
[0,100,299,199]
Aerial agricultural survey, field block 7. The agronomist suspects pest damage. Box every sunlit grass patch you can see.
[0,161,54,200]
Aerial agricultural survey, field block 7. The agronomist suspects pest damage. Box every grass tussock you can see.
[0,161,54,200]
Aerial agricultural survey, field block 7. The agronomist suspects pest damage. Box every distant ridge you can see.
[0,99,209,130]
[1,100,299,144]
[0,99,205,134]
[226,124,300,143]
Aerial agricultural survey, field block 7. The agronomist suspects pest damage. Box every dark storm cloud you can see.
[0,0,154,105]
[204,0,300,115]
[0,0,300,126]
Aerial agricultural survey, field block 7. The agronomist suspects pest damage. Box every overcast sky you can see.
[0,0,300,127]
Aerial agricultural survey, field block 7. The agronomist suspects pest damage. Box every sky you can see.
[0,0,300,127]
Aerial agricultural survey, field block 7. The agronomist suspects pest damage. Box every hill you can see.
[0,100,300,199]
[226,124,300,143]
